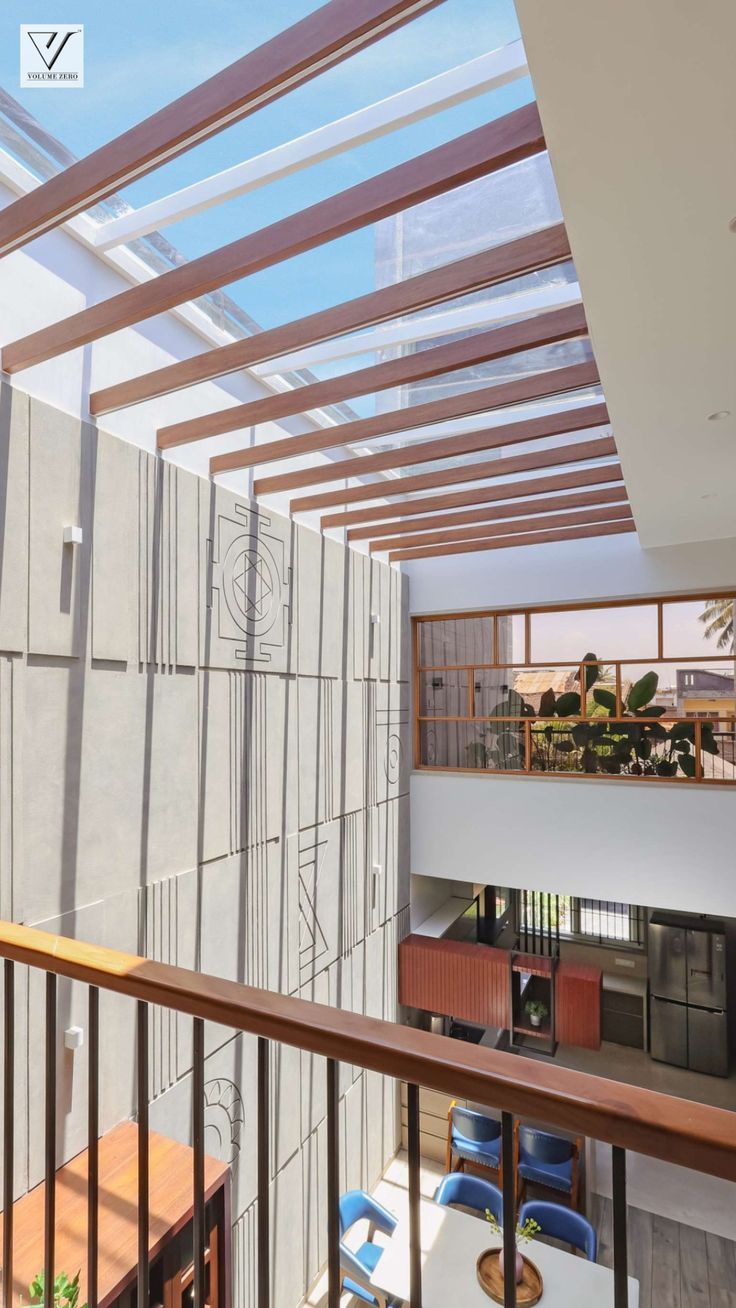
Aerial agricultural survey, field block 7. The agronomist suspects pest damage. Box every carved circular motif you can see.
[203,1078,244,1165]
[385,731,403,784]
[222,534,281,636]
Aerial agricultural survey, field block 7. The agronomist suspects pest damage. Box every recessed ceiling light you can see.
[729,216,736,234]
[701,492,718,500]
[707,410,731,421]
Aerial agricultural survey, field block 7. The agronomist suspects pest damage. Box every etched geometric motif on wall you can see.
[205,500,292,668]
[293,822,341,987]
[371,684,410,804]
[298,838,330,977]
[204,1077,245,1165]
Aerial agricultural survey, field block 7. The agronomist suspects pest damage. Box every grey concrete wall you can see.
[0,383,411,1307]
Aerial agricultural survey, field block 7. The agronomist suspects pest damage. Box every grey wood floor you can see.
[590,1196,736,1308]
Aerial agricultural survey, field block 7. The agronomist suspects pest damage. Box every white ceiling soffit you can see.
[515,0,736,549]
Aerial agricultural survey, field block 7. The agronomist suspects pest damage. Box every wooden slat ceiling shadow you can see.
[321,463,626,529]
[157,300,588,448]
[89,224,572,415]
[361,484,630,548]
[0,0,447,257]
[211,358,600,475]
[2,103,544,375]
[290,434,617,513]
[254,398,608,496]
[388,517,636,562]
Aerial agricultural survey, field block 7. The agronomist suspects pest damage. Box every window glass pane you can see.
[419,721,525,771]
[662,597,735,658]
[621,660,735,722]
[579,901,633,942]
[417,616,492,666]
[497,612,526,663]
[473,666,587,716]
[530,603,659,663]
[418,669,468,717]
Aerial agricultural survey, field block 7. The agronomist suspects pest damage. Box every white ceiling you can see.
[515,0,736,549]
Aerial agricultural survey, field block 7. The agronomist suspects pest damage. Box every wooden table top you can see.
[3,1122,229,1308]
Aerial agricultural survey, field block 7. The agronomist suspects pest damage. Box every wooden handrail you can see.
[2,920,735,1183]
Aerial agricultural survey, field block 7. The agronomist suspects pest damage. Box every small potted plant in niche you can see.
[484,1210,540,1285]
[525,999,548,1029]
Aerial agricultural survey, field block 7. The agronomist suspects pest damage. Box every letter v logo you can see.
[27,30,80,70]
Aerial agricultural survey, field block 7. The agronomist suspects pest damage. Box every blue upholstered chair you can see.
[446,1102,503,1181]
[515,1124,582,1210]
[434,1171,504,1225]
[519,1199,597,1261]
[338,1190,399,1307]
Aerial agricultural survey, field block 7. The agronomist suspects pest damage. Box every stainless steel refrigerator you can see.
[649,917,729,1077]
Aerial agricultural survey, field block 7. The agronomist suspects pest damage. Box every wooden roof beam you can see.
[360,485,629,547]
[0,0,448,258]
[211,355,599,476]
[322,461,625,529]
[158,300,588,448]
[89,224,571,415]
[389,517,636,562]
[3,103,544,374]
[254,394,606,496]
[371,502,633,552]
[290,434,617,513]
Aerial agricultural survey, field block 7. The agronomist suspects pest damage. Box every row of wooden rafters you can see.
[0,0,632,560]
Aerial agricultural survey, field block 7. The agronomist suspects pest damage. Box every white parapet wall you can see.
[411,769,736,918]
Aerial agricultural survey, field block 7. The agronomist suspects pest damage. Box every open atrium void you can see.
[0,2,734,1307]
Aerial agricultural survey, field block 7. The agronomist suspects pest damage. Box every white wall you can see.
[411,771,736,916]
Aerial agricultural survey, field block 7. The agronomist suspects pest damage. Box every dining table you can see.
[369,1197,640,1307]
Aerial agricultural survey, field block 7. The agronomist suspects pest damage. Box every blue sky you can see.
[0,0,529,326]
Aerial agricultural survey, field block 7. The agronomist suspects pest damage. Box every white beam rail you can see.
[91,42,528,251]
[251,279,581,376]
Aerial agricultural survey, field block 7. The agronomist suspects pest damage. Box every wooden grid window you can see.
[413,592,736,785]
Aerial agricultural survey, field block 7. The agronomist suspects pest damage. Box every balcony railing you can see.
[414,655,736,785]
[1,921,736,1308]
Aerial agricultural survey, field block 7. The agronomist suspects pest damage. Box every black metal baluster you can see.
[3,960,14,1308]
[501,1112,516,1308]
[522,890,528,952]
[612,1145,629,1308]
[192,1018,205,1308]
[87,987,99,1308]
[326,1059,340,1308]
[136,1002,149,1308]
[407,1083,422,1308]
[44,974,57,1308]
[257,1037,270,1308]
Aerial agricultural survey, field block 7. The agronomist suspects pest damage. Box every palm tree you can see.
[699,598,734,652]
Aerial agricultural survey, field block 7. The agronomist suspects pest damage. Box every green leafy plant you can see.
[28,1271,86,1308]
[485,1209,541,1247]
[466,652,720,777]
[525,1000,548,1022]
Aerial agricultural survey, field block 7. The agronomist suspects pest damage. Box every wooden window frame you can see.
[413,590,736,786]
